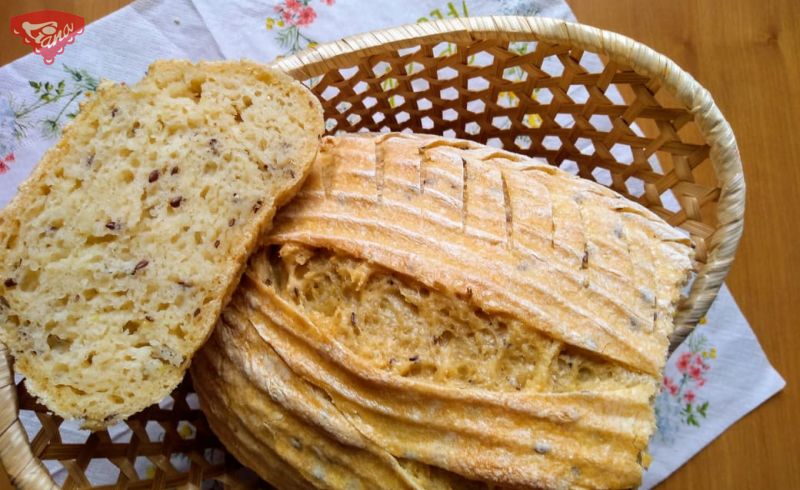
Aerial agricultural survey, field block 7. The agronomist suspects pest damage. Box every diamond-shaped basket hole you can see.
[432,41,458,58]
[400,127,414,134]
[465,121,481,135]
[86,458,120,485]
[555,113,575,128]
[411,78,430,92]
[357,127,370,133]
[568,86,589,104]
[395,111,411,124]
[319,85,340,101]
[371,61,391,77]
[338,66,359,80]
[204,447,225,465]
[145,420,166,443]
[467,50,494,67]
[497,91,520,109]
[134,456,156,479]
[346,114,362,126]
[325,118,338,132]
[390,94,406,108]
[467,76,489,92]
[625,177,646,197]
[417,98,432,111]
[437,66,459,81]
[108,421,133,442]
[335,101,352,114]
[467,99,486,114]
[648,153,667,173]
[660,189,682,213]
[560,159,579,175]
[604,83,627,105]
[43,460,66,486]
[352,80,369,95]
[404,61,424,75]
[442,128,457,139]
[158,395,174,410]
[59,419,90,444]
[590,114,613,132]
[542,135,562,151]
[502,66,528,83]
[398,45,421,56]
[301,77,320,89]
[611,143,634,165]
[442,108,459,122]
[508,40,537,55]
[492,116,512,130]
[362,96,377,109]
[421,116,434,130]
[440,87,459,101]
[579,52,605,73]
[515,135,532,150]
[591,167,612,186]
[535,87,553,104]
[372,112,386,124]
[486,137,503,149]
[169,453,190,474]
[522,113,542,129]
[542,55,565,77]
[576,137,595,155]
[19,409,42,439]
[177,420,197,440]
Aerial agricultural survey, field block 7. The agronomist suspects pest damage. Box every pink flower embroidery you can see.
[689,364,703,380]
[297,6,317,26]
[684,390,696,403]
[285,0,301,11]
[676,351,692,373]
[0,153,14,175]
[322,0,335,5]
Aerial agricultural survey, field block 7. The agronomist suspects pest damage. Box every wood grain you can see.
[1,1,798,488]
[567,2,800,488]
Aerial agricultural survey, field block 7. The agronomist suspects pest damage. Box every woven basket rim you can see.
[272,15,746,342]
[2,16,745,489]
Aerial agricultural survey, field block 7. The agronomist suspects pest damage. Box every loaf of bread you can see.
[0,60,323,429]
[192,133,694,489]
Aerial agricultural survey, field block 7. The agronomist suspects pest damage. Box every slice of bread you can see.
[0,60,323,429]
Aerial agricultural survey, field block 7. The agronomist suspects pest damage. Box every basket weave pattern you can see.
[1,17,744,489]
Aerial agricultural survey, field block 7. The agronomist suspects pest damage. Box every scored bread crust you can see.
[191,133,694,489]
[0,60,323,429]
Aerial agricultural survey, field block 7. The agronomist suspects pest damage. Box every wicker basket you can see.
[0,16,744,489]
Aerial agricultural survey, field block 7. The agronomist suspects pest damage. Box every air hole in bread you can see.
[119,169,134,183]
[19,268,40,292]
[85,235,116,246]
[46,334,71,353]
[122,321,140,335]
[189,78,203,101]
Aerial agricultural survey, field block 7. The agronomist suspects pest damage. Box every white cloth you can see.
[0,1,784,487]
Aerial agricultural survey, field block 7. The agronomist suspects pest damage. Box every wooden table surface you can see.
[1,1,798,488]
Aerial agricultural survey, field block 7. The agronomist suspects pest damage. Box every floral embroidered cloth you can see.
[0,0,785,488]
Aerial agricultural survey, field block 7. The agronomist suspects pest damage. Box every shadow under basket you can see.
[0,16,744,489]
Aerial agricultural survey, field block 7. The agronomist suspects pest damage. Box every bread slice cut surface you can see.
[0,59,324,429]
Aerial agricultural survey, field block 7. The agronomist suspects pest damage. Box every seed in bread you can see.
[0,59,324,429]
